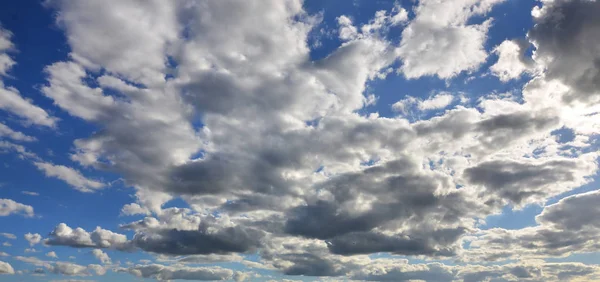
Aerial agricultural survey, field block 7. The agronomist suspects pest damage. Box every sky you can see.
[0,0,599,281]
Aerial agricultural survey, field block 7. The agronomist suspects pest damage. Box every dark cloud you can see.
[132,225,264,255]
[529,0,600,102]
[464,157,594,205]
[327,228,464,256]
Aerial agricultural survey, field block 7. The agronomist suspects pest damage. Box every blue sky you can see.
[1,0,599,281]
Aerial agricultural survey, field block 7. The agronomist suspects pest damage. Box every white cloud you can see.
[0,27,57,127]
[392,92,454,114]
[398,0,505,79]
[0,199,34,217]
[25,233,42,246]
[34,162,105,193]
[46,251,58,259]
[490,39,533,81]
[0,123,36,142]
[91,249,110,264]
[418,93,455,111]
[45,0,179,86]
[0,233,16,240]
[0,261,14,274]
[0,84,58,127]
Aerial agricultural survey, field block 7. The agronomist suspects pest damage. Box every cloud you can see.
[91,249,110,264]
[21,191,39,196]
[0,27,15,76]
[45,0,178,86]
[529,0,600,103]
[468,190,600,261]
[0,83,58,128]
[26,0,600,279]
[0,27,57,127]
[118,264,235,281]
[398,0,505,79]
[46,251,58,259]
[0,199,34,217]
[15,256,105,277]
[0,261,14,275]
[45,223,129,250]
[34,162,105,193]
[25,233,42,246]
[49,262,104,276]
[464,155,597,206]
[0,123,36,142]
[490,39,534,81]
[0,233,16,240]
[392,92,455,115]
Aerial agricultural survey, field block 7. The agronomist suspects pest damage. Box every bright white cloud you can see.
[490,39,533,81]
[398,0,505,79]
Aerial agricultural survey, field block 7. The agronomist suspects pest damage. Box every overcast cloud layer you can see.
[0,0,599,281]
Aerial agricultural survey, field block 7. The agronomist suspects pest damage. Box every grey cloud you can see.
[132,225,264,255]
[327,228,465,256]
[529,0,600,102]
[280,253,345,277]
[468,190,600,261]
[464,157,596,205]
[353,262,455,282]
[285,158,479,243]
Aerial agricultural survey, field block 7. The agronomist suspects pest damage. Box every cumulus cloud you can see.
[46,251,58,259]
[91,249,110,264]
[490,39,534,81]
[398,0,505,78]
[25,233,42,246]
[20,0,600,280]
[0,199,34,217]
[468,189,600,261]
[45,223,129,249]
[0,261,14,274]
[529,0,600,103]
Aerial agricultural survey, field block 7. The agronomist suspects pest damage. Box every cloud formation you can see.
[1,0,600,280]
[0,199,34,217]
